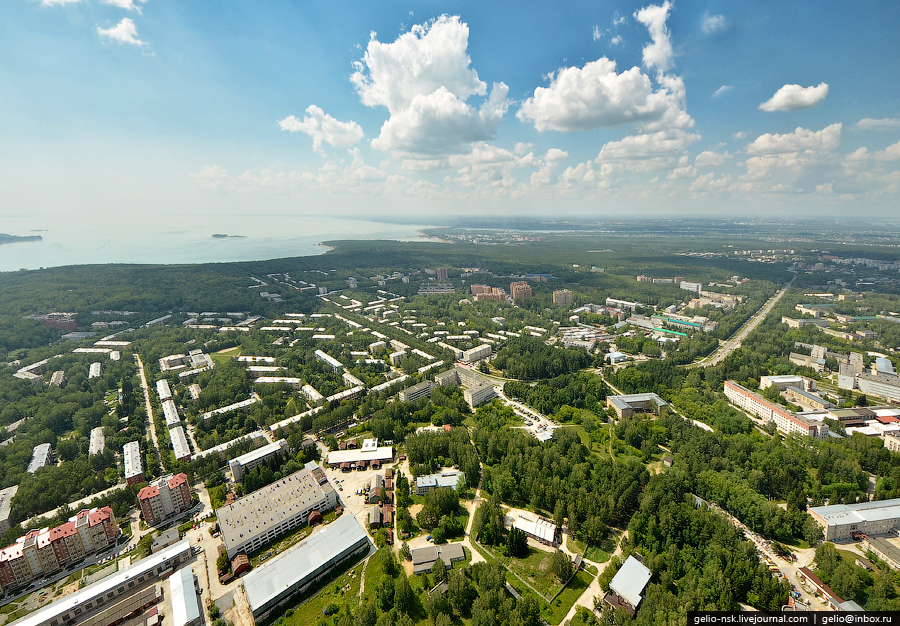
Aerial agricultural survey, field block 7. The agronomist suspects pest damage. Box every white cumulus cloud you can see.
[759,82,829,112]
[278,105,364,154]
[516,57,689,133]
[701,13,727,34]
[372,84,508,157]
[351,15,486,115]
[351,15,507,158]
[598,128,699,162]
[695,151,731,167]
[634,1,674,72]
[856,118,900,130]
[102,0,147,12]
[746,123,842,155]
[96,18,147,45]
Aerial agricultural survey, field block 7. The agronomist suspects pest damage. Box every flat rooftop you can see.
[810,497,900,527]
[216,467,334,556]
[242,514,370,615]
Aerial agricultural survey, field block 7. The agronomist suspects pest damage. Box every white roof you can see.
[510,513,556,543]
[162,398,181,427]
[124,441,142,479]
[170,566,201,626]
[326,446,394,465]
[810,497,900,527]
[243,514,370,615]
[232,440,287,468]
[609,556,652,608]
[170,426,191,460]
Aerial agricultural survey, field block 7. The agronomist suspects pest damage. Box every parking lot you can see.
[326,464,394,532]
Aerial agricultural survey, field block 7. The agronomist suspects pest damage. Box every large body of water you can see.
[0,215,439,272]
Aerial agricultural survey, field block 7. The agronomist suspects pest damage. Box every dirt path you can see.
[461,469,486,566]
[135,354,163,471]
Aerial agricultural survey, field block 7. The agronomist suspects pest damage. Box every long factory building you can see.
[242,513,371,622]
[216,462,338,559]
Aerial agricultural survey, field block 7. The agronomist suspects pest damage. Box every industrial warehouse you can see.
[242,514,371,622]
[216,462,338,558]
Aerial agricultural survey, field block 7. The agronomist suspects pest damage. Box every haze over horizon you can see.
[4,0,900,223]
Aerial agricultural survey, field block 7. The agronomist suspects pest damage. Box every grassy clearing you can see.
[211,346,241,365]
[583,530,621,564]
[281,562,364,626]
[543,570,593,625]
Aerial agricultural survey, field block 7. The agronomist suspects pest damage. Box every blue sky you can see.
[3,0,900,221]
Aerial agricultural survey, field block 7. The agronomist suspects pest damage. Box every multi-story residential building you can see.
[552,289,573,307]
[27,443,52,474]
[229,440,289,483]
[0,507,117,591]
[138,473,192,526]
[462,343,492,364]
[510,281,533,301]
[124,440,144,485]
[398,381,434,403]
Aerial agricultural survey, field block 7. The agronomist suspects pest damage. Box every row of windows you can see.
[44,556,187,626]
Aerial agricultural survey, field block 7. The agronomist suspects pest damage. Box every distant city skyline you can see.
[3,0,900,221]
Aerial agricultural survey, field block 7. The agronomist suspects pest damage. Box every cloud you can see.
[35,0,82,5]
[695,151,731,167]
[610,35,622,46]
[351,15,507,157]
[598,128,699,162]
[278,105,364,154]
[101,0,147,12]
[351,15,485,115]
[746,123,842,155]
[856,118,900,130]
[592,25,602,41]
[634,1,674,72]
[701,12,727,34]
[879,140,900,161]
[371,83,508,157]
[516,57,690,133]
[96,18,147,45]
[759,82,829,112]
[712,85,733,98]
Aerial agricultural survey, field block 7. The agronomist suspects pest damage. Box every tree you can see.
[448,569,476,616]
[431,557,447,582]
[505,527,528,558]
[355,601,377,626]
[394,572,415,616]
[399,541,411,561]
[552,550,572,583]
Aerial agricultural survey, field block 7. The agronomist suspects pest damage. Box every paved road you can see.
[135,354,163,470]
[694,277,795,368]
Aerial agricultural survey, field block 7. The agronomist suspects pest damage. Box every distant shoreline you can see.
[0,233,42,245]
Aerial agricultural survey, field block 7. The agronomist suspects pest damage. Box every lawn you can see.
[281,561,364,626]
[543,570,594,626]
[211,346,241,364]
[583,530,622,564]
[251,524,313,567]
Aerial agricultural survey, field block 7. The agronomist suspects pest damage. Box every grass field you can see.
[543,570,594,625]
[282,561,364,626]
[211,346,241,364]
